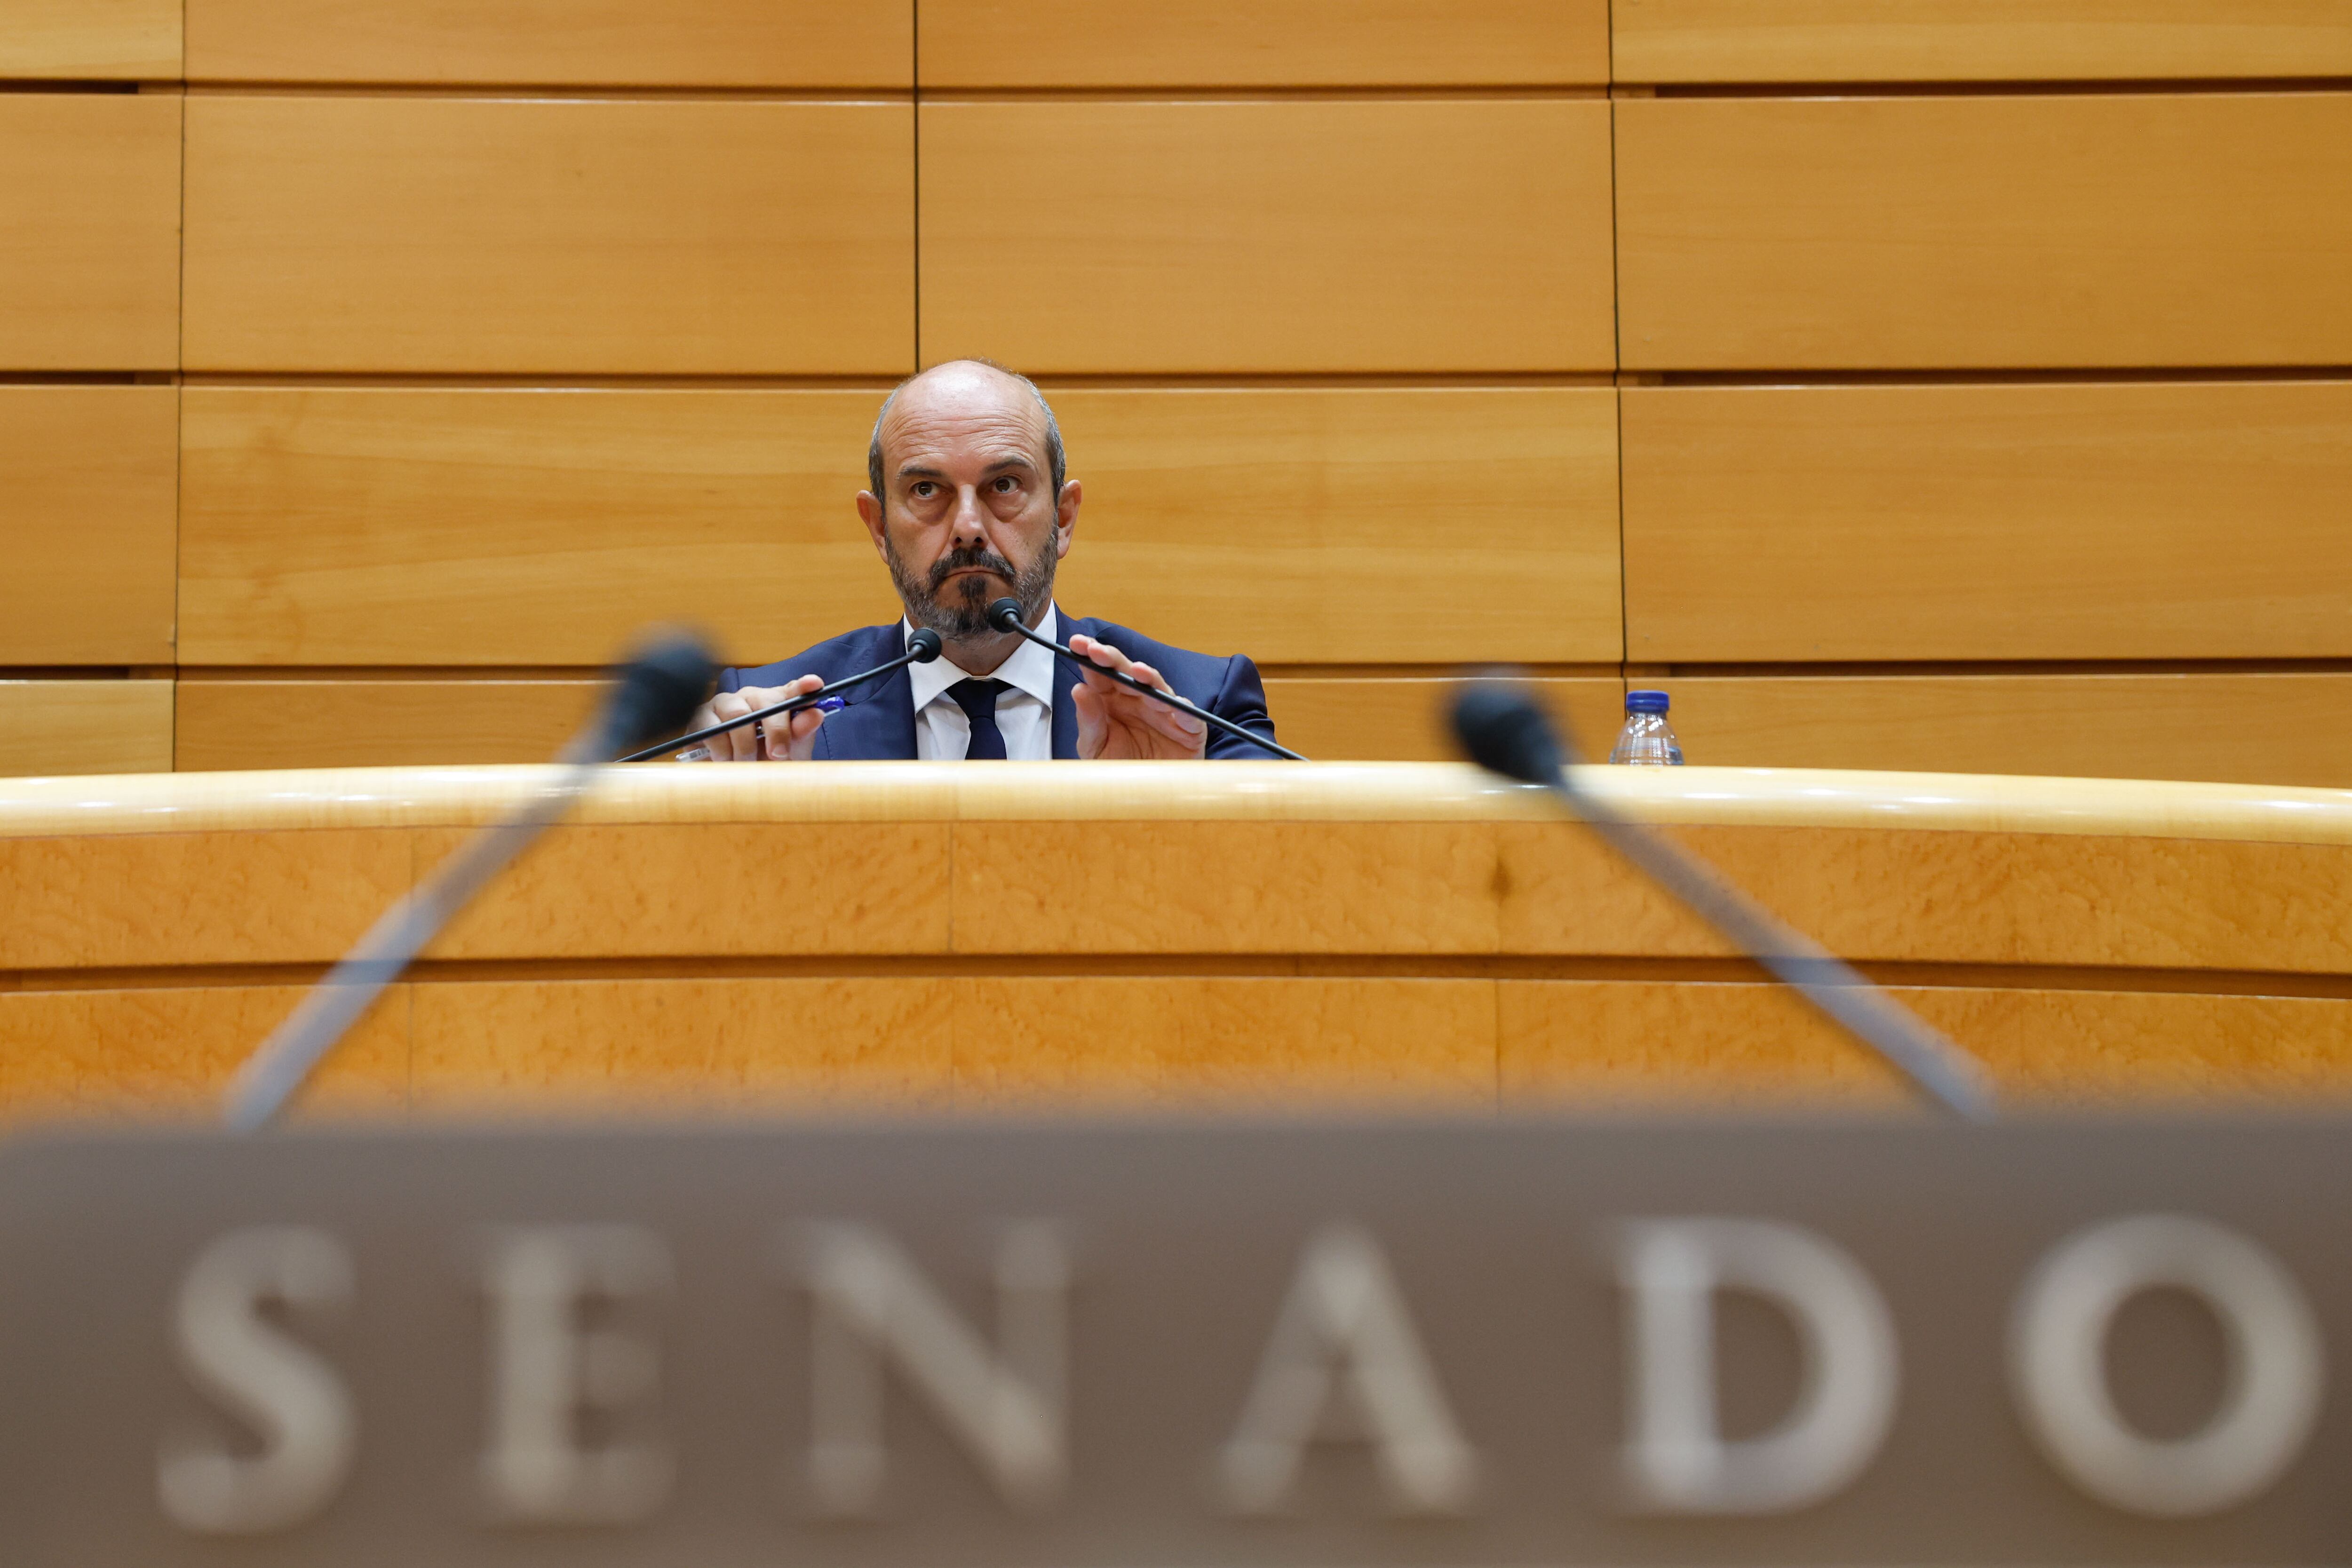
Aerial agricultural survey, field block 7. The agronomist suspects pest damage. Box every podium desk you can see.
[2,762,2350,1120]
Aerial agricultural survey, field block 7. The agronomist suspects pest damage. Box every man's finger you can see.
[1119,686,1207,751]
[754,676,825,761]
[1120,658,1176,697]
[1070,633,1143,680]
[713,681,807,761]
[1137,692,1207,746]
[1073,636,1178,698]
[1097,655,1204,740]
[733,686,794,761]
[1071,683,1108,760]
[773,701,827,761]
[706,690,757,762]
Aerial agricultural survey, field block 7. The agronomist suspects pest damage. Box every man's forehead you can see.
[894,446,1038,476]
[881,376,1048,466]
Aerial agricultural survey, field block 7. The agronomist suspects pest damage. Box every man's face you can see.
[857,366,1078,638]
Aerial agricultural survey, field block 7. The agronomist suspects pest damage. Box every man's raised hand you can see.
[1068,635,1208,761]
[683,673,826,761]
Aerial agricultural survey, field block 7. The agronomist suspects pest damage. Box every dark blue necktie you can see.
[949,678,1008,760]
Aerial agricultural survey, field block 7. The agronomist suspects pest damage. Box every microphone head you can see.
[1450,678,1567,786]
[606,631,720,755]
[985,597,1026,633]
[906,627,945,662]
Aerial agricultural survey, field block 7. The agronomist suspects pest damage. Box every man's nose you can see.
[950,487,990,542]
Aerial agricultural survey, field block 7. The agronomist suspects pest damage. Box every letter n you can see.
[795,1221,1067,1515]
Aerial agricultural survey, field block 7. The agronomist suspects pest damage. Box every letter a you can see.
[1217,1224,1478,1516]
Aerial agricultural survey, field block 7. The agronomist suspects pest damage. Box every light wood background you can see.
[4,1,2351,785]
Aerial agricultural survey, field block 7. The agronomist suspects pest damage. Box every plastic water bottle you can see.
[1609,689,1685,766]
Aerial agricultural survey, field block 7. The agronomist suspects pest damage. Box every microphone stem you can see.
[1000,621,1307,761]
[1537,762,1996,1122]
[223,715,624,1133]
[620,646,931,762]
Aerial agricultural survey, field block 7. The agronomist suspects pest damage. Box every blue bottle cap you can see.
[1626,689,1671,715]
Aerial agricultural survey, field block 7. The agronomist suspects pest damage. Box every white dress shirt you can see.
[904,605,1059,761]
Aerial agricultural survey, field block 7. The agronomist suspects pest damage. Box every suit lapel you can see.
[816,627,919,761]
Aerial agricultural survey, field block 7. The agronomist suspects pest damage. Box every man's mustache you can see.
[928,548,1018,593]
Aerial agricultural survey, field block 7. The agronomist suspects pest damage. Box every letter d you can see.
[1617,1218,1897,1514]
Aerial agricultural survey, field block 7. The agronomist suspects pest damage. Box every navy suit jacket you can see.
[717,611,1280,761]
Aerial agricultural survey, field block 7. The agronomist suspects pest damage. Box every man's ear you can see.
[1054,479,1082,558]
[856,490,889,558]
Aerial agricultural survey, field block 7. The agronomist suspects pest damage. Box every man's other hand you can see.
[684,674,826,761]
[1068,635,1208,761]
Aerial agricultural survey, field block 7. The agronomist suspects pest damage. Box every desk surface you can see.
[5,762,2352,1117]
[6,760,2352,845]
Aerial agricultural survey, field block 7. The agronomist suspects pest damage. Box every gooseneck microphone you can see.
[1451,680,1997,1121]
[985,598,1307,761]
[621,627,946,762]
[223,633,719,1133]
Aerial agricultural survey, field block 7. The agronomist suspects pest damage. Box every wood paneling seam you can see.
[15,957,2352,998]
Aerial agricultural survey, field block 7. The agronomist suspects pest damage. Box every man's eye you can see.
[994,476,1018,491]
[911,482,935,497]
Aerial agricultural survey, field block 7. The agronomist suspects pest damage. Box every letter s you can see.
[158,1226,357,1533]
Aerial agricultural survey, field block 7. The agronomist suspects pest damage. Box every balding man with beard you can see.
[682,359,1280,763]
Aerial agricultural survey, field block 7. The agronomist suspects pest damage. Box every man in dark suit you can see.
[683,359,1279,763]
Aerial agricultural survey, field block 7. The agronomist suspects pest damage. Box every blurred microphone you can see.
[625,627,945,762]
[985,597,1306,760]
[223,632,719,1133]
[1452,679,1996,1121]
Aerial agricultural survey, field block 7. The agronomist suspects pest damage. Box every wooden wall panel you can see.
[1649,674,2352,788]
[920,100,1615,374]
[0,827,403,969]
[182,98,914,374]
[1612,1,2352,84]
[172,676,1628,770]
[0,986,406,1120]
[921,0,1608,88]
[18,788,2352,978]
[1500,820,2352,974]
[178,388,901,665]
[1621,383,2352,661]
[16,976,2352,1119]
[1265,677,1624,762]
[1615,94,2352,370]
[0,387,177,665]
[429,822,954,958]
[186,0,909,87]
[0,681,174,779]
[1051,388,1621,663]
[956,823,1504,955]
[176,679,600,770]
[1,0,180,77]
[0,93,180,370]
[1502,983,2352,1106]
[408,978,954,1113]
[952,978,1497,1108]
[177,385,1615,671]
[414,978,1498,1111]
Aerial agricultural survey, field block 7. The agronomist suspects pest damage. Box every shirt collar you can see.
[904,604,1059,713]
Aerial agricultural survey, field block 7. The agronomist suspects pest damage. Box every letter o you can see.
[2009,1214,2322,1517]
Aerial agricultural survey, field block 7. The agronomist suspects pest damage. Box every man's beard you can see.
[886,536,1058,639]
